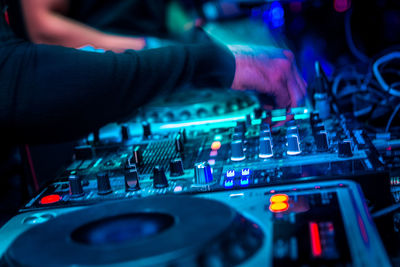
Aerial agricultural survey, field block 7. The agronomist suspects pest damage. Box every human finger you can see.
[293,65,307,96]
[286,71,305,107]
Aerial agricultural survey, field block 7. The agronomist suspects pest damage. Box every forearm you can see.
[0,42,235,143]
[26,12,145,52]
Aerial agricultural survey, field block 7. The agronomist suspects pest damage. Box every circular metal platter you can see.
[3,196,263,267]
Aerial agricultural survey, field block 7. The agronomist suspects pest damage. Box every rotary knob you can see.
[236,121,247,133]
[125,168,140,191]
[260,122,270,131]
[121,125,130,141]
[259,137,273,158]
[194,162,213,185]
[175,134,184,152]
[287,134,301,155]
[260,128,272,139]
[315,131,329,152]
[96,172,112,195]
[142,121,151,139]
[68,174,84,198]
[287,126,299,136]
[313,122,325,133]
[232,132,244,141]
[130,146,143,166]
[231,140,245,161]
[170,158,184,177]
[338,140,353,158]
[180,128,187,143]
[234,125,245,141]
[310,112,320,126]
[153,166,169,188]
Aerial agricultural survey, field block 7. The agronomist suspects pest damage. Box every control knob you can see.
[315,131,329,152]
[142,121,151,139]
[338,140,353,157]
[236,121,247,133]
[260,122,270,131]
[68,174,84,198]
[96,172,112,195]
[287,126,299,136]
[170,158,184,177]
[121,125,130,141]
[194,162,213,185]
[231,140,246,161]
[125,168,140,191]
[259,137,273,158]
[130,146,143,166]
[153,166,169,188]
[287,134,301,155]
[313,122,325,133]
[175,134,184,152]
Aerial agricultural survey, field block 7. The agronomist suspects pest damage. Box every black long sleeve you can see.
[0,9,235,143]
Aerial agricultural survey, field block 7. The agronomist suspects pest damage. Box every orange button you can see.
[269,202,289,212]
[211,141,222,150]
[270,194,289,203]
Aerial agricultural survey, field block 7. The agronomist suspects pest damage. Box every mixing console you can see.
[21,107,390,212]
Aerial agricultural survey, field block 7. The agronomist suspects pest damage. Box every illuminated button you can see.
[211,141,221,150]
[269,202,289,212]
[271,109,286,117]
[174,186,183,193]
[270,194,289,203]
[271,116,287,122]
[214,135,223,141]
[241,168,250,176]
[40,194,61,205]
[240,177,250,186]
[224,179,234,188]
[209,150,218,157]
[226,170,235,178]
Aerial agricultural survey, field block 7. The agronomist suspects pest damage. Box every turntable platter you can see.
[3,196,263,266]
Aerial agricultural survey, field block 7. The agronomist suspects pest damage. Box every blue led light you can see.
[268,2,285,28]
[240,177,250,187]
[224,179,234,188]
[226,170,235,178]
[241,168,251,176]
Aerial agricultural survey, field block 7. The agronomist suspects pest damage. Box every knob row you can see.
[69,158,187,197]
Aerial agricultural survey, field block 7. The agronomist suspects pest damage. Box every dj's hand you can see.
[228,45,307,109]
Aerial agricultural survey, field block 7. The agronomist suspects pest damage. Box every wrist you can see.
[228,45,252,91]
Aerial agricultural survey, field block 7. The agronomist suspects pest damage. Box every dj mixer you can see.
[0,89,395,266]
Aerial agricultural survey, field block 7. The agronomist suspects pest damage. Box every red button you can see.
[40,194,61,205]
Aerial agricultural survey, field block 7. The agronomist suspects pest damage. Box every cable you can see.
[373,52,400,97]
[372,203,400,219]
[386,103,400,133]
[24,144,40,192]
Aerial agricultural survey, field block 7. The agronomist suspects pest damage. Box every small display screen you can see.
[270,192,351,266]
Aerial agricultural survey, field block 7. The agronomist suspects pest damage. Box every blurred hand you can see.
[228,45,307,109]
